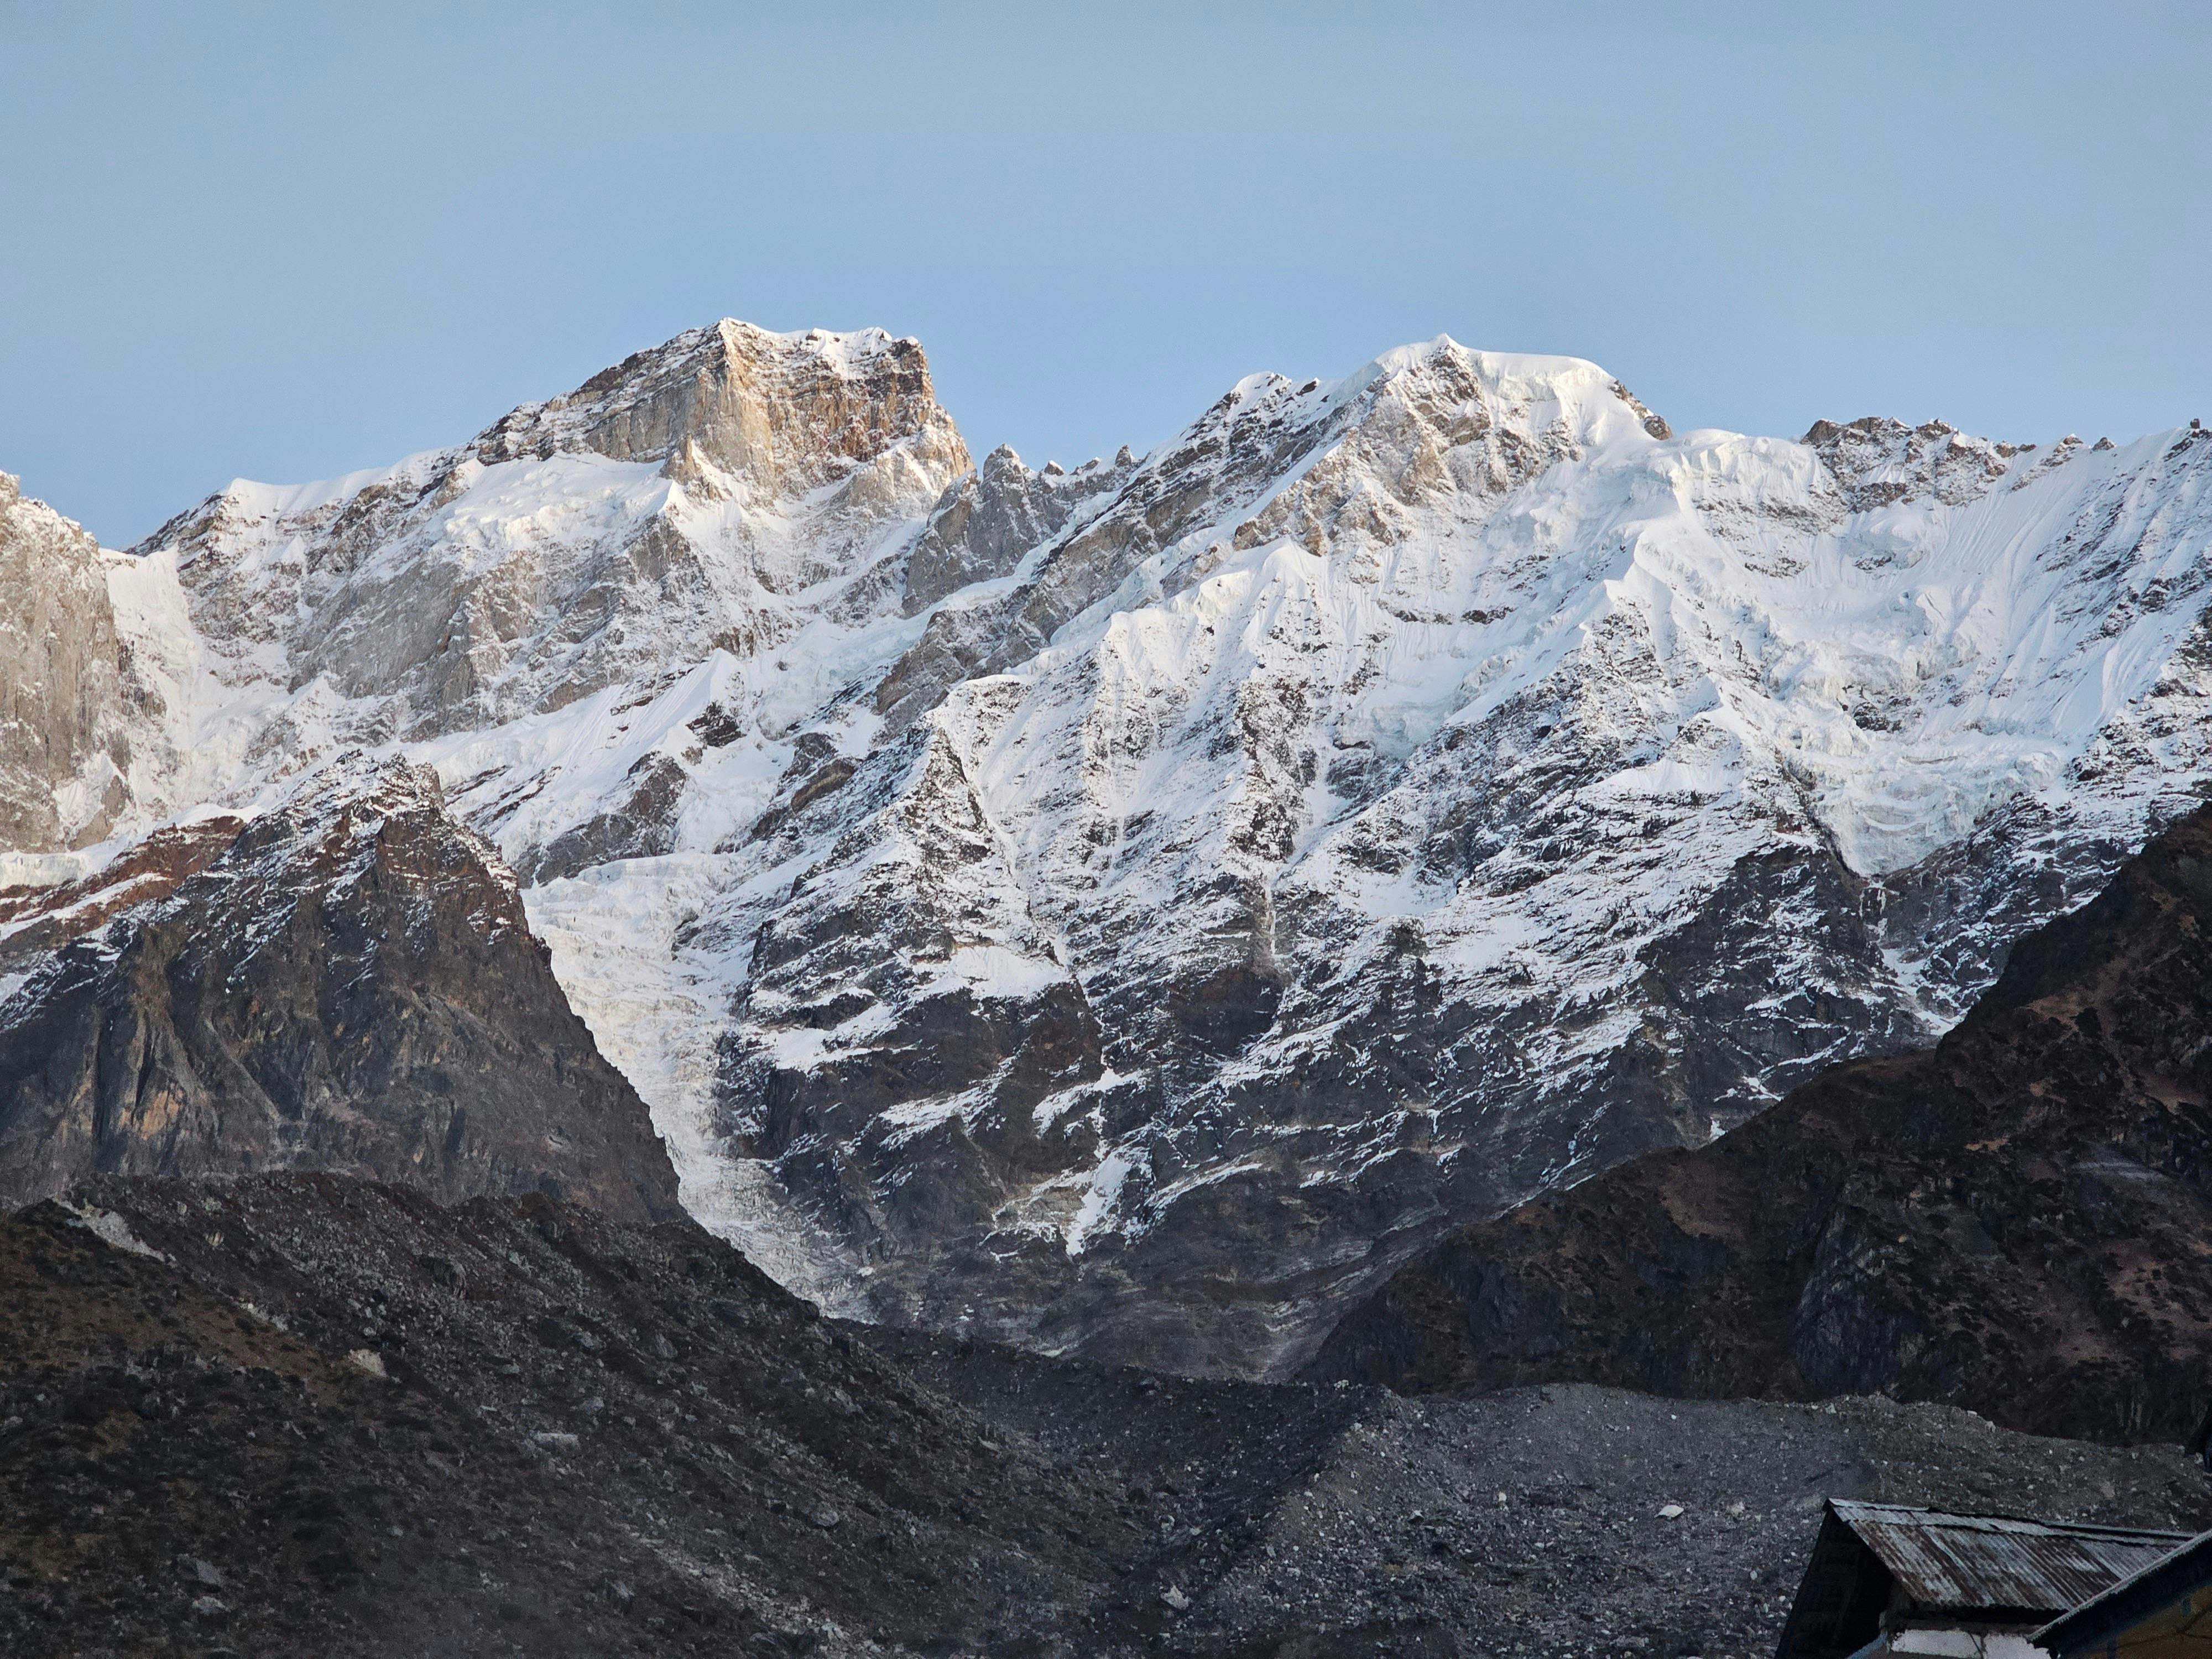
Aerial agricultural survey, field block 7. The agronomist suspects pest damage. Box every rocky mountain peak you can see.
[1354,335,1668,439]
[469,319,971,500]
[215,752,480,904]
[1218,337,1671,567]
[107,319,979,761]
[872,335,1670,728]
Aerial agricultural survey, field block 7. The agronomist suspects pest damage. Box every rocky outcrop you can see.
[1306,802,2212,1444]
[473,319,967,500]
[0,474,133,852]
[0,759,678,1222]
[0,815,244,979]
[1802,415,2027,510]
[901,443,1135,614]
[873,368,1350,730]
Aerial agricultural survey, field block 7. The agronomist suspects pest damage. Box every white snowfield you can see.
[7,319,2210,1370]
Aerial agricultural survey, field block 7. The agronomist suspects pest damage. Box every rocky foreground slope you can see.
[6,1172,2209,1659]
[3,322,2210,1373]
[1308,801,2212,1443]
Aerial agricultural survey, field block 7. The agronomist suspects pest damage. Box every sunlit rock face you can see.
[5,321,2212,1378]
[0,474,132,853]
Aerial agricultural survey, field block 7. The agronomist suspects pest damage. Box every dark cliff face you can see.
[1306,802,2212,1444]
[0,761,679,1224]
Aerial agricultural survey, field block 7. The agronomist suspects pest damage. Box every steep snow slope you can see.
[3,321,2208,1376]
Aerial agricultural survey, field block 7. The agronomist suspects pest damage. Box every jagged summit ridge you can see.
[106,320,974,790]
[901,442,1141,616]
[869,334,1672,732]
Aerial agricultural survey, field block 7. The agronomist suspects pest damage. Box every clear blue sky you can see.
[4,1,2208,546]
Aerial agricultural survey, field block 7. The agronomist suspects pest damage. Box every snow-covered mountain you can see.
[3,318,2209,1374]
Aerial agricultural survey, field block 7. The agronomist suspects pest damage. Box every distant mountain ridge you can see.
[1,321,2208,1375]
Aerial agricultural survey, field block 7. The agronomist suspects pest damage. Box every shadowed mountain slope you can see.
[1307,802,2212,1443]
[0,1175,1131,1657]
[0,760,678,1222]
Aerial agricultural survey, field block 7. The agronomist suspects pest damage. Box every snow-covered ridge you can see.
[4,320,2209,1376]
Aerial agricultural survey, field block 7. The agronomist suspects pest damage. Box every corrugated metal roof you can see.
[1829,1500,2191,1615]
[2034,1527,2212,1657]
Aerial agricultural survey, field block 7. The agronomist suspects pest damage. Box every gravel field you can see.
[879,1331,2212,1658]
